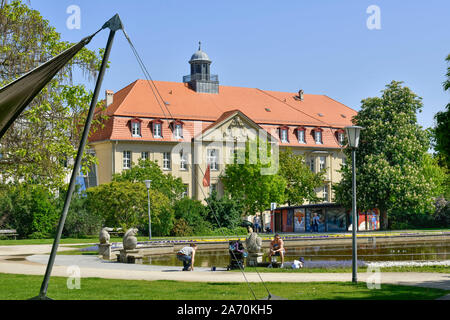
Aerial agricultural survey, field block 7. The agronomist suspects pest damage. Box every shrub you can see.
[204,192,244,230]
[389,211,436,230]
[173,197,212,235]
[3,184,59,238]
[85,181,174,236]
[61,190,103,238]
[171,218,194,237]
[209,227,248,236]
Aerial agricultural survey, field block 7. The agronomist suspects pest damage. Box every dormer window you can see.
[313,128,323,145]
[132,122,140,137]
[174,124,183,139]
[336,129,345,146]
[296,127,306,144]
[129,118,142,137]
[279,126,289,143]
[171,120,184,139]
[151,119,163,138]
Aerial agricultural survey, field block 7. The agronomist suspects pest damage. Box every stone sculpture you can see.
[123,228,139,250]
[99,227,114,244]
[98,227,114,260]
[245,227,263,267]
[245,227,262,253]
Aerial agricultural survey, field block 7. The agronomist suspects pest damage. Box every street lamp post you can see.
[345,126,363,284]
[144,180,152,240]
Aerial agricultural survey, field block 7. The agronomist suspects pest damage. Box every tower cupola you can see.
[183,42,219,94]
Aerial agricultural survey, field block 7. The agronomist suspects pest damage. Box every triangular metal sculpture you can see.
[0,14,125,300]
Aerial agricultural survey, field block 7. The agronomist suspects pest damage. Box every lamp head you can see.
[345,126,363,148]
[144,180,152,189]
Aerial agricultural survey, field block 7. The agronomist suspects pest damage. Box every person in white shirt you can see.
[176,243,198,271]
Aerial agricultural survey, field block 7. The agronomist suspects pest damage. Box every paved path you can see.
[0,245,449,298]
[0,245,448,290]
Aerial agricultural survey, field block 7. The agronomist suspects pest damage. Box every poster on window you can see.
[294,209,305,233]
[349,209,380,231]
[364,209,379,230]
[326,209,347,232]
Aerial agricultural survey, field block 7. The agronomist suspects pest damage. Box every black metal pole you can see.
[33,29,117,300]
[351,148,358,283]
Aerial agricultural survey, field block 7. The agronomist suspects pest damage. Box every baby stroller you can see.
[227,240,246,270]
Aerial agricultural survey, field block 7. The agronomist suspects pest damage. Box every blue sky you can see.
[31,0,450,130]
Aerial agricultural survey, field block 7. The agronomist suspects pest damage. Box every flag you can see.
[203,164,211,187]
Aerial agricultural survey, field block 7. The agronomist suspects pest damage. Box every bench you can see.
[109,231,125,238]
[0,229,18,240]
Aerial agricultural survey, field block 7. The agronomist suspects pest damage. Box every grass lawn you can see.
[234,266,450,273]
[0,273,447,300]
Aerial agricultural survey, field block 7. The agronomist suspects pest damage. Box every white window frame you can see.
[298,130,305,144]
[123,151,131,169]
[131,121,141,137]
[153,123,162,138]
[315,130,323,144]
[338,132,345,145]
[323,185,329,202]
[163,152,171,170]
[180,150,188,170]
[280,128,288,143]
[319,156,326,171]
[174,124,183,139]
[207,149,219,171]
[141,152,149,160]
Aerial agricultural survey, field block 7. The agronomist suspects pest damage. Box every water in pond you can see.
[142,239,450,268]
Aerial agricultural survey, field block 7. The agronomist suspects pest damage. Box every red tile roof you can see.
[89,79,357,149]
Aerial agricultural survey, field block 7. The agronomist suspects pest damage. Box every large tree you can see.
[221,140,286,215]
[334,81,441,229]
[112,159,185,203]
[433,54,450,169]
[278,148,324,206]
[0,0,104,189]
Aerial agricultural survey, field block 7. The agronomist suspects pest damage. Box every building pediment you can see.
[195,110,276,143]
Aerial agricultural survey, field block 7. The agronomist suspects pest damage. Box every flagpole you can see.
[31,15,123,300]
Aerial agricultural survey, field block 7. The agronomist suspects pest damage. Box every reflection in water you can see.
[143,240,450,268]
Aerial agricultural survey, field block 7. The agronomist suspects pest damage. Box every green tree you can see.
[85,181,174,236]
[433,54,450,169]
[279,149,324,206]
[221,140,286,215]
[204,192,244,229]
[334,81,439,230]
[113,159,185,203]
[0,1,105,189]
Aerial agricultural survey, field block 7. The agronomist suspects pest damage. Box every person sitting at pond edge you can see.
[268,233,285,266]
[176,243,197,271]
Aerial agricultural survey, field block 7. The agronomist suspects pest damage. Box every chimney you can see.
[298,89,304,101]
[106,90,114,107]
